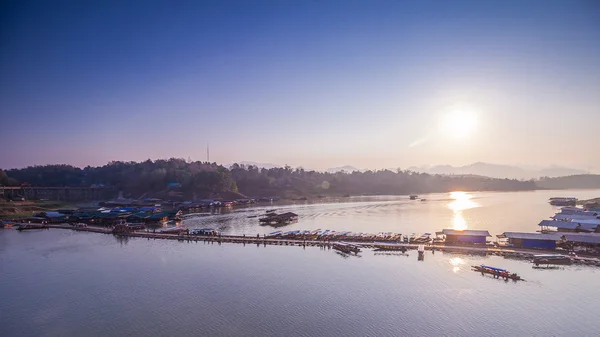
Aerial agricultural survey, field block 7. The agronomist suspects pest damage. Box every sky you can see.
[1,0,599,170]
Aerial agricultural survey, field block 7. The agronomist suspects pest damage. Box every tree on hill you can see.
[3,159,538,199]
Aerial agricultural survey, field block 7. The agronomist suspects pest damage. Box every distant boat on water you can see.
[533,254,572,266]
[549,197,577,206]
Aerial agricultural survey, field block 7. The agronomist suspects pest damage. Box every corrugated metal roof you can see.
[538,220,580,229]
[441,229,491,237]
[558,209,597,216]
[576,223,599,231]
[575,219,600,225]
[501,232,563,241]
[562,233,600,244]
[553,214,599,221]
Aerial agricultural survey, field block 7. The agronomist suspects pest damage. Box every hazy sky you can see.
[1,1,599,170]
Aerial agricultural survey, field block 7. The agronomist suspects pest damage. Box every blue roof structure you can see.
[442,229,491,236]
[562,234,600,244]
[501,232,562,241]
[538,220,580,230]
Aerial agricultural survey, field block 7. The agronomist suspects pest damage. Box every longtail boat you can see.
[332,242,361,255]
[471,265,524,281]
[533,254,572,266]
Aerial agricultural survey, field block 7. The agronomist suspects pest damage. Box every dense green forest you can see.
[1,159,539,199]
[536,175,600,190]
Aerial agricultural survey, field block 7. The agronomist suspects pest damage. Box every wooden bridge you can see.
[28,224,600,266]
[0,186,115,201]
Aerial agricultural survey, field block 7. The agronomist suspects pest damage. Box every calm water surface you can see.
[2,189,600,336]
[183,189,600,236]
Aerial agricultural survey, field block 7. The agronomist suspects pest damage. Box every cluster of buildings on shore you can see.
[10,196,283,227]
[440,198,600,254]
[26,207,182,226]
[4,195,600,256]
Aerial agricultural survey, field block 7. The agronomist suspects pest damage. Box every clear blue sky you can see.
[1,0,599,170]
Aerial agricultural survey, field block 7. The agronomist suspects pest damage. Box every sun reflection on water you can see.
[449,257,464,273]
[448,192,479,230]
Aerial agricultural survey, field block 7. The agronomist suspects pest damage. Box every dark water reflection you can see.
[1,229,599,336]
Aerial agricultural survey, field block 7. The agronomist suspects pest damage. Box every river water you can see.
[183,189,600,236]
[1,189,600,336]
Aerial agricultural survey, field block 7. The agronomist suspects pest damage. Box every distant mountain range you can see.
[228,161,591,180]
[229,161,280,169]
[407,162,588,180]
[326,165,361,173]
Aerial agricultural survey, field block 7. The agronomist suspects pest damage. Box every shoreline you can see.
[15,224,600,267]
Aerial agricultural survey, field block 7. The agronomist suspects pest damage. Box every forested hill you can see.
[536,175,600,190]
[1,159,536,199]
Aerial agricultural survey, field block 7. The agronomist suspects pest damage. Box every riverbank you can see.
[15,224,600,267]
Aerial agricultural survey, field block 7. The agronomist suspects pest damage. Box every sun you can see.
[442,108,477,138]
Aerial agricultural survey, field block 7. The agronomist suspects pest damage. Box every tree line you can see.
[1,158,538,199]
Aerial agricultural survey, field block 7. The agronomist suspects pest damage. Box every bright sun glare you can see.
[448,191,479,230]
[443,108,477,138]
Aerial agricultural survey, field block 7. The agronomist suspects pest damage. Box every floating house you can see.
[552,213,599,221]
[497,232,562,249]
[33,211,67,223]
[538,220,600,233]
[549,197,577,206]
[259,211,299,226]
[561,233,600,247]
[439,229,491,244]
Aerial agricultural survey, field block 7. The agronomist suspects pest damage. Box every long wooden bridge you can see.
[0,186,115,201]
[22,224,600,266]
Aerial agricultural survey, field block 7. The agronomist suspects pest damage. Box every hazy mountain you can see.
[408,162,587,180]
[230,161,280,169]
[326,165,361,173]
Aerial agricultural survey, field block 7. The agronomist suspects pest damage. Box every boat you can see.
[533,254,572,266]
[409,195,418,200]
[373,242,408,252]
[266,230,282,238]
[190,228,220,236]
[1,221,15,229]
[259,211,298,226]
[471,265,524,281]
[332,242,361,255]
[17,223,49,231]
[411,233,432,244]
[549,197,577,206]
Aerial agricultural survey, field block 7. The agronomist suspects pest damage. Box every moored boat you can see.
[17,223,49,231]
[472,265,524,281]
[411,233,432,244]
[332,242,361,254]
[1,221,16,229]
[549,197,577,206]
[533,254,572,266]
